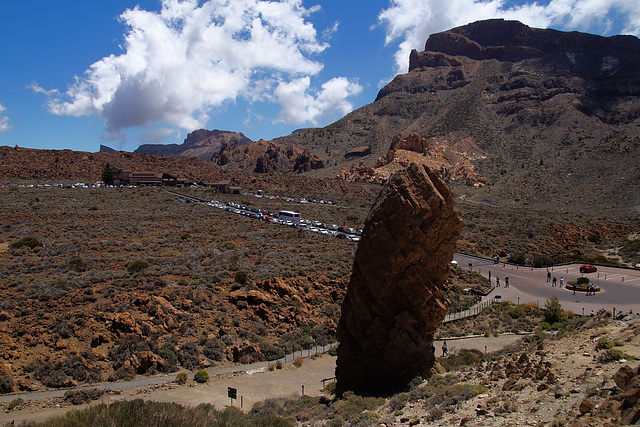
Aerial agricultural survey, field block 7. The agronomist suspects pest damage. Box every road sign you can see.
[228,387,237,399]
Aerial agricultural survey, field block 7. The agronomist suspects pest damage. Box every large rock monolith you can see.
[335,162,463,396]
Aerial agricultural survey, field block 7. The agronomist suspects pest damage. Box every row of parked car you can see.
[205,200,362,242]
[254,191,335,206]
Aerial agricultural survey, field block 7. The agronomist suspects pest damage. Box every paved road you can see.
[454,254,640,315]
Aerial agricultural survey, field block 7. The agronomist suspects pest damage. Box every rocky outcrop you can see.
[336,161,381,184]
[335,163,463,396]
[135,129,252,159]
[422,19,640,64]
[213,139,324,174]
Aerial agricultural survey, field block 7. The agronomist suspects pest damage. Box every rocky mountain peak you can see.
[415,18,640,68]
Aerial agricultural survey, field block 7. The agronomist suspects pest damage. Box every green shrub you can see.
[10,236,42,249]
[538,321,551,331]
[532,254,554,268]
[234,271,249,284]
[577,277,590,285]
[64,388,105,405]
[599,348,624,363]
[193,370,209,383]
[439,349,484,371]
[596,337,614,350]
[261,343,285,361]
[7,398,23,410]
[126,259,149,274]
[175,373,188,385]
[68,256,87,272]
[0,375,14,394]
[507,305,527,319]
[543,296,566,324]
[508,253,526,266]
[222,241,239,250]
[35,399,293,426]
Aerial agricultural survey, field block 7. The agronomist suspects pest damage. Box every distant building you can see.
[207,179,242,194]
[110,169,179,186]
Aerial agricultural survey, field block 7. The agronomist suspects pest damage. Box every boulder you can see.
[335,163,463,396]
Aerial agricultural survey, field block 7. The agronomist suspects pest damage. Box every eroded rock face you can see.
[335,163,463,396]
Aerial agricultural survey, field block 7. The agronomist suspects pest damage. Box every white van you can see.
[278,210,301,223]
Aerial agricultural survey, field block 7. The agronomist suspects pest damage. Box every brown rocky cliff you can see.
[135,129,252,159]
[213,139,324,174]
[419,18,640,65]
[335,163,463,396]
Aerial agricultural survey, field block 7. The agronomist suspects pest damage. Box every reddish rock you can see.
[579,398,596,414]
[153,296,178,316]
[129,351,164,374]
[229,290,276,305]
[335,163,463,396]
[17,378,40,392]
[0,362,11,375]
[228,341,262,363]
[91,332,110,348]
[105,312,142,336]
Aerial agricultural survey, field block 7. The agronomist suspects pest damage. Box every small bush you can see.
[126,259,149,274]
[7,398,23,410]
[0,375,14,394]
[599,348,624,363]
[234,271,249,284]
[175,373,188,384]
[532,254,554,268]
[193,369,209,383]
[543,296,566,324]
[508,253,526,266]
[439,349,484,371]
[293,357,304,368]
[596,337,614,350]
[64,388,105,405]
[538,321,551,331]
[10,236,42,249]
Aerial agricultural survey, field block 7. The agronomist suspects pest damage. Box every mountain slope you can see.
[269,19,640,217]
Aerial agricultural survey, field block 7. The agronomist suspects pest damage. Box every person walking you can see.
[552,276,557,287]
[496,276,500,287]
[442,340,449,357]
[560,277,564,288]
[547,271,551,282]
[505,275,510,288]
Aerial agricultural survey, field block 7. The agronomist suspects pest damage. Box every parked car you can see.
[579,264,597,273]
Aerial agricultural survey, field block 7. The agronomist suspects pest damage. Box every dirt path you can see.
[0,335,524,425]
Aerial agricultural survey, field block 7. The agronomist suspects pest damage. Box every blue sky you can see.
[1,0,639,152]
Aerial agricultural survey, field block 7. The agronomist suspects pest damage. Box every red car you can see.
[580,264,597,273]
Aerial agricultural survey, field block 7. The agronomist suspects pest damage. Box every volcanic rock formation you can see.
[335,162,463,396]
[135,129,252,159]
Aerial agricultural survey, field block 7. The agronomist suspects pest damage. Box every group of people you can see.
[585,284,597,296]
[492,273,509,287]
[430,341,449,357]
[547,271,564,287]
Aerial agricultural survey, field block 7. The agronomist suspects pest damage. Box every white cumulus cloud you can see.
[37,0,359,137]
[378,0,640,74]
[0,103,12,133]
[274,76,362,125]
